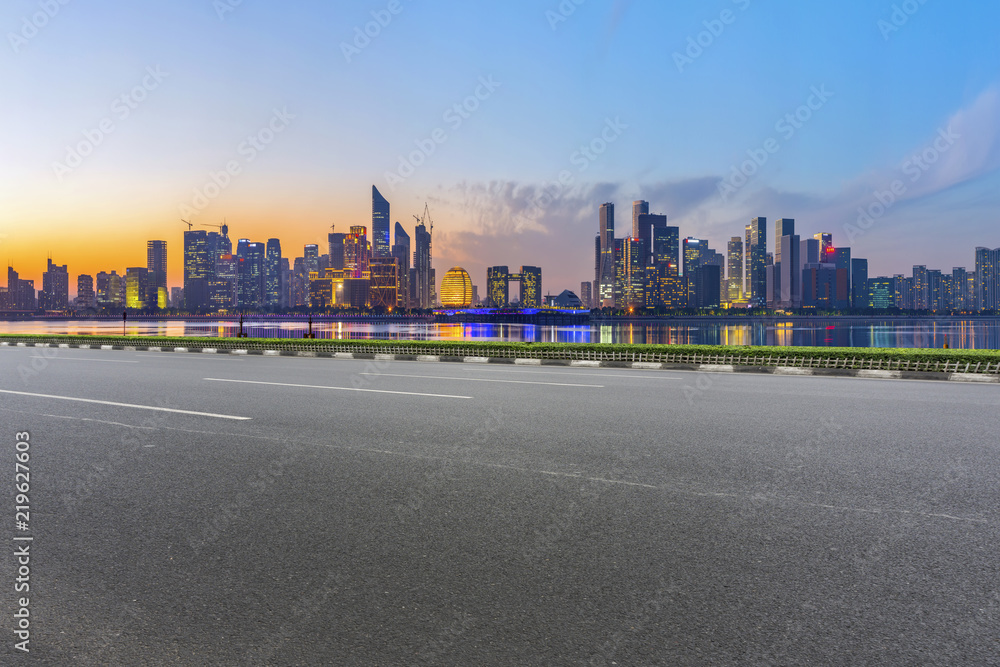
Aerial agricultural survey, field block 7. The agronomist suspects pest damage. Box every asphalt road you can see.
[2,345,999,666]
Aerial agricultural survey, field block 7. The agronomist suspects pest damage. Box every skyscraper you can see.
[40,258,69,310]
[125,267,149,309]
[598,203,615,307]
[487,266,509,308]
[237,242,265,309]
[392,222,411,309]
[184,231,212,311]
[774,219,795,264]
[749,217,767,307]
[976,247,999,312]
[682,238,708,276]
[146,240,168,308]
[518,266,542,308]
[413,223,432,309]
[727,237,744,302]
[852,258,869,308]
[371,185,391,259]
[346,227,370,278]
[631,200,649,239]
[265,239,282,309]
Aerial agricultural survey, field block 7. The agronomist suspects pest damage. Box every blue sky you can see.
[1,0,998,291]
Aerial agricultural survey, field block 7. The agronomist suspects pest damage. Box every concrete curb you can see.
[3,341,999,384]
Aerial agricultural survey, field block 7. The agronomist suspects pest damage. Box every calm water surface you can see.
[3,318,1000,348]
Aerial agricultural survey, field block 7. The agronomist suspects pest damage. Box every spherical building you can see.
[440,267,474,308]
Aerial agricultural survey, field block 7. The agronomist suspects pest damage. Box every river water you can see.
[3,318,1000,348]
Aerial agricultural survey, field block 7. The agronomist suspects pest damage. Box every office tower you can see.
[344,227,370,278]
[279,258,292,309]
[5,267,36,312]
[635,213,667,266]
[125,267,149,309]
[749,217,767,307]
[264,239,282,309]
[800,238,820,266]
[327,228,347,270]
[209,254,237,310]
[40,258,69,310]
[814,233,833,259]
[617,239,645,308]
[976,247,999,312]
[598,203,615,307]
[304,244,320,277]
[170,287,183,309]
[517,266,542,308]
[594,235,601,304]
[631,200,649,238]
[487,266,510,307]
[868,277,894,309]
[682,238,707,276]
[774,219,795,264]
[580,281,592,309]
[852,259,869,308]
[75,275,95,310]
[727,237,744,302]
[369,258,398,309]
[778,234,801,308]
[237,242,265,309]
[146,240,168,308]
[651,224,679,270]
[372,186,391,259]
[292,257,308,307]
[412,223,432,309]
[183,231,213,310]
[691,263,721,309]
[96,271,123,309]
[392,222,411,309]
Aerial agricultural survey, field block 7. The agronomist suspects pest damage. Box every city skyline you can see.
[2,1,999,291]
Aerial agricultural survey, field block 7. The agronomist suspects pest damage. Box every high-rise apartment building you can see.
[976,247,999,312]
[40,258,69,310]
[487,266,509,308]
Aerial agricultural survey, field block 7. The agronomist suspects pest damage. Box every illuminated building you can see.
[183,230,211,310]
[749,217,767,307]
[868,277,894,309]
[615,238,645,307]
[976,247,999,312]
[392,223,411,309]
[517,266,542,308]
[372,185,391,259]
[369,258,399,309]
[265,239,282,309]
[579,281,592,308]
[413,223,432,309]
[647,263,687,309]
[487,266,509,307]
[652,223,679,271]
[727,237,743,302]
[209,254,237,310]
[598,203,615,307]
[237,241,265,309]
[682,238,707,276]
[345,226,370,279]
[309,273,333,309]
[852,258,869,308]
[440,267,473,308]
[125,267,149,309]
[146,240,167,307]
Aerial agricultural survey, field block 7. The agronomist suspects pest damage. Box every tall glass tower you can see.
[372,186,391,259]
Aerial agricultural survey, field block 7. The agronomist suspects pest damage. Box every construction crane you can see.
[414,202,433,266]
[181,219,193,231]
[200,220,229,236]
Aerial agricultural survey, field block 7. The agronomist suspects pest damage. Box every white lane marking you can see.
[28,356,138,364]
[357,372,603,388]
[204,378,472,400]
[0,389,251,421]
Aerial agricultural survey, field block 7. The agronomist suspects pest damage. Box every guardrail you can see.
[3,336,999,375]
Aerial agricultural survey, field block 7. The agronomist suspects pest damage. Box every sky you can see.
[1,0,999,294]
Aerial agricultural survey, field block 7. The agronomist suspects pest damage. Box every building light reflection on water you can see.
[4,318,1000,349]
